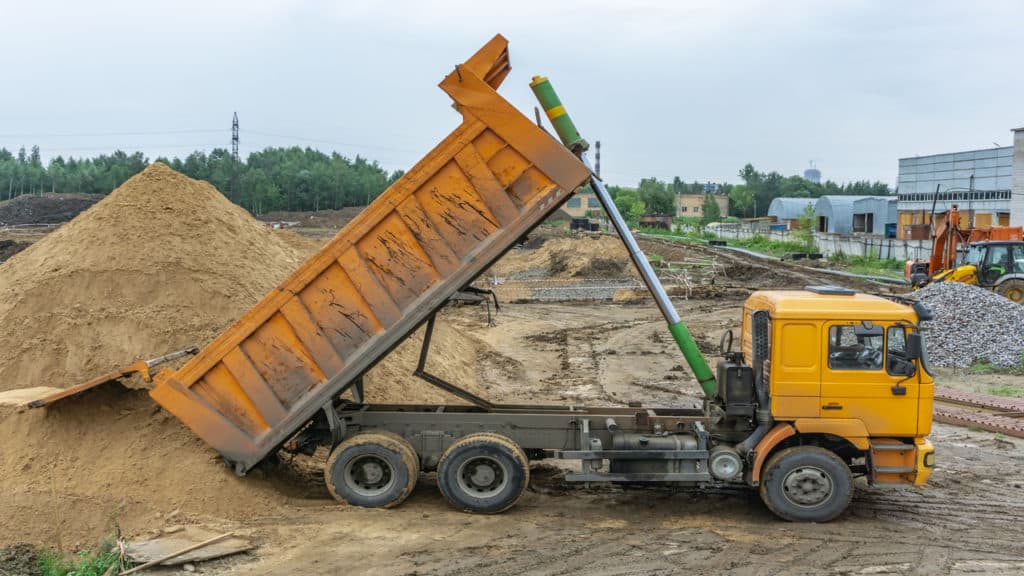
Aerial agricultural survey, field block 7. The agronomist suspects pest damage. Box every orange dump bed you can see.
[149,35,591,472]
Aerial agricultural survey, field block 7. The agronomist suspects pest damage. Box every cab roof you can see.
[745,288,916,322]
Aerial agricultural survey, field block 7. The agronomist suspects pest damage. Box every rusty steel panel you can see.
[933,406,1024,438]
[148,35,591,471]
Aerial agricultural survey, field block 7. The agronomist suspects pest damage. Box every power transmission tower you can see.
[230,112,240,201]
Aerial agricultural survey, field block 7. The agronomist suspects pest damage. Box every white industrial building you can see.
[895,127,1024,238]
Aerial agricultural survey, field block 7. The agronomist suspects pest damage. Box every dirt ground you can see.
[3,211,1023,575]
[116,300,1023,576]
[7,300,1021,576]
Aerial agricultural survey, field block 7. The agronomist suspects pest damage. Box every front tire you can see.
[324,431,420,508]
[759,446,853,522]
[437,433,530,514]
[995,279,1024,304]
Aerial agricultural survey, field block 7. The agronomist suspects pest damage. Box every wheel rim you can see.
[781,465,833,508]
[456,456,508,498]
[1006,288,1024,302]
[344,455,395,497]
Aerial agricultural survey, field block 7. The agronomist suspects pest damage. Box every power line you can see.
[245,130,420,155]
[0,128,226,138]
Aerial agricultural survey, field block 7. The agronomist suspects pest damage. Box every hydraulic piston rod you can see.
[530,78,717,397]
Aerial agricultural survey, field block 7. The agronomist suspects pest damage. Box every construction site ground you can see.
[1,186,1023,575]
[226,302,1024,576]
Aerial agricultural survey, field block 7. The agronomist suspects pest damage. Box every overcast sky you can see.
[1,0,1021,187]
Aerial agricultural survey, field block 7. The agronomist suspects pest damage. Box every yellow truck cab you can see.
[728,286,935,520]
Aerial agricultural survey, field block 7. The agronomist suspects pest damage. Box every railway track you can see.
[933,387,1024,438]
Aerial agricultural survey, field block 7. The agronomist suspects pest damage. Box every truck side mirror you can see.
[906,333,922,360]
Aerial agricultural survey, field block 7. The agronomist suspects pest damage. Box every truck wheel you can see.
[324,431,420,508]
[996,279,1024,304]
[437,433,530,514]
[759,446,852,522]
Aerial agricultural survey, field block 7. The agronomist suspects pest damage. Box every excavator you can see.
[905,204,1024,303]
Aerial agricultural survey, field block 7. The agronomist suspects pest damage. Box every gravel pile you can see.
[915,281,1024,367]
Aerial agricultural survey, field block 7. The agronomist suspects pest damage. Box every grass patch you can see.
[38,547,120,576]
[969,354,1024,377]
[724,234,807,257]
[828,252,905,277]
[988,384,1024,397]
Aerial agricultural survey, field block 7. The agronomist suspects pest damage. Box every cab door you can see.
[819,322,919,436]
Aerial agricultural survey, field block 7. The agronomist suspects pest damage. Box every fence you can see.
[710,227,932,261]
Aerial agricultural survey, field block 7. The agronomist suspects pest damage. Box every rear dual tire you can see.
[325,431,420,509]
[437,433,530,514]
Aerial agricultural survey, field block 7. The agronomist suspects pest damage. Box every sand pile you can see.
[0,163,310,393]
[0,163,484,547]
[491,234,637,280]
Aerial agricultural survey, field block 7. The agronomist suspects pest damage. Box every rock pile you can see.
[915,281,1024,367]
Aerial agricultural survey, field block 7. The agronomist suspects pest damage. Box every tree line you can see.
[0,145,403,214]
[604,164,890,224]
[1,145,890,221]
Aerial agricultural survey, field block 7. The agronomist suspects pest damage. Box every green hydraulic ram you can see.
[530,76,717,398]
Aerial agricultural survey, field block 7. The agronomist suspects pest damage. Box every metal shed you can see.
[851,197,898,236]
[767,197,815,227]
[813,196,871,234]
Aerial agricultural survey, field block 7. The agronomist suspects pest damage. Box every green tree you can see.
[637,177,674,215]
[613,189,641,218]
[700,194,721,225]
[729,184,754,217]
[627,199,646,225]
[794,203,818,252]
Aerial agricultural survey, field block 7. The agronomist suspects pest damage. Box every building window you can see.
[694,206,700,213]
[680,206,687,213]
[567,198,581,208]
[587,198,601,208]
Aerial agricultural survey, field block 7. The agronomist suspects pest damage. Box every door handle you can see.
[822,404,843,411]
[891,384,907,396]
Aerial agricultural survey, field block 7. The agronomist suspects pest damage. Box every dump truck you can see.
[39,36,936,522]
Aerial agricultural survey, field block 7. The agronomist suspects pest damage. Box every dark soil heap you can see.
[0,239,29,263]
[0,192,103,225]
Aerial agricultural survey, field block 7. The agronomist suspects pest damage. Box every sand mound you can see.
[0,163,484,547]
[491,234,637,280]
[0,163,309,393]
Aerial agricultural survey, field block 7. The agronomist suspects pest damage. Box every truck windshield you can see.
[964,244,985,266]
